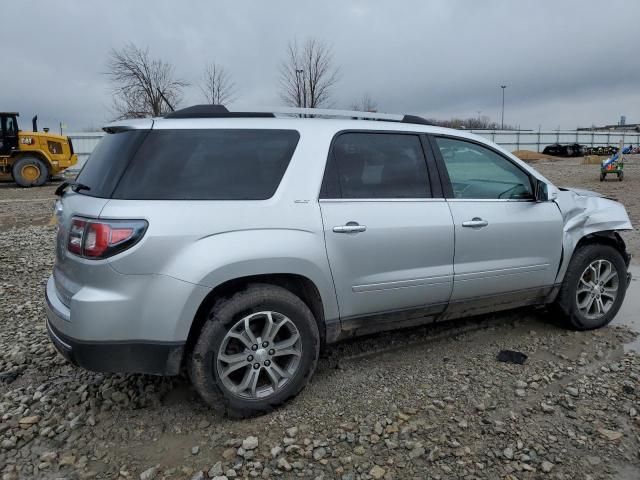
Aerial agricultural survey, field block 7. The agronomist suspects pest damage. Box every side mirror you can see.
[534,179,549,202]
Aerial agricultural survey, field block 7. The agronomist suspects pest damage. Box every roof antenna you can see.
[157,88,175,112]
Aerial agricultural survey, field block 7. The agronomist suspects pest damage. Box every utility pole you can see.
[500,85,507,130]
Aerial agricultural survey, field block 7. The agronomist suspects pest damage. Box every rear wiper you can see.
[54,181,91,197]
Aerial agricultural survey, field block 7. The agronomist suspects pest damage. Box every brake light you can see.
[66,217,147,259]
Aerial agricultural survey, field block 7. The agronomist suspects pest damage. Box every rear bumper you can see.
[45,277,184,375]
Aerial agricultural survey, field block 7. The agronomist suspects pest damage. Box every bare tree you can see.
[350,93,378,112]
[106,43,187,119]
[279,38,339,109]
[200,62,236,105]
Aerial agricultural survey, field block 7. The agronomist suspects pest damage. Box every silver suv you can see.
[45,105,632,417]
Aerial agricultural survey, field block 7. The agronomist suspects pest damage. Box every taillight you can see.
[66,217,147,259]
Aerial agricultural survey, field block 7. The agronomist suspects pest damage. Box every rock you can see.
[503,447,514,460]
[271,446,283,458]
[313,447,327,461]
[225,469,237,478]
[242,436,259,450]
[190,472,205,480]
[540,403,555,414]
[597,428,623,441]
[353,446,366,455]
[369,465,385,479]
[222,448,237,460]
[515,389,526,397]
[140,466,159,480]
[286,427,298,438]
[515,380,528,389]
[59,455,76,466]
[541,460,554,473]
[18,415,40,425]
[277,457,292,471]
[409,446,425,459]
[191,446,200,455]
[39,451,57,462]
[211,477,228,480]
[208,462,223,477]
[565,386,579,397]
[1,439,16,449]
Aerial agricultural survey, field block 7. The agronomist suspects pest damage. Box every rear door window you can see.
[114,129,299,200]
[322,132,431,199]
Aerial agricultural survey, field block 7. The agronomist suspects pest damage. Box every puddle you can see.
[612,264,640,352]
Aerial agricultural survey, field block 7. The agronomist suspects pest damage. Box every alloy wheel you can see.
[216,311,302,399]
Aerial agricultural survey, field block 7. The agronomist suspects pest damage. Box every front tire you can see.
[553,244,627,330]
[189,284,320,417]
[12,156,49,187]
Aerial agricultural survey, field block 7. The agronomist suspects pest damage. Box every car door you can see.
[319,131,455,323]
[430,135,563,306]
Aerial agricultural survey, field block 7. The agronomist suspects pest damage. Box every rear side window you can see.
[114,129,299,200]
[75,130,149,198]
[323,132,430,199]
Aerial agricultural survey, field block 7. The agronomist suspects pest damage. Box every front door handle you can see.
[462,217,489,228]
[333,222,367,233]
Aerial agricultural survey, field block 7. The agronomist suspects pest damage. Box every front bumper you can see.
[45,277,184,375]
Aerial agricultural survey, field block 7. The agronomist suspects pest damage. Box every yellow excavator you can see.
[0,112,77,187]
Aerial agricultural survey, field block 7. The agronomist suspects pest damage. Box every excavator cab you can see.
[0,113,19,156]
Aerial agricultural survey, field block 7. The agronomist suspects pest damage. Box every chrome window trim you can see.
[319,198,446,203]
[445,198,535,203]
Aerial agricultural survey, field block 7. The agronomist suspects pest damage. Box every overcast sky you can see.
[3,1,639,131]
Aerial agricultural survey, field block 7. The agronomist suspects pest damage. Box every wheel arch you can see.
[184,273,328,359]
[556,230,631,286]
[573,231,630,266]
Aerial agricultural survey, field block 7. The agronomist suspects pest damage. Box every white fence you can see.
[68,128,640,169]
[468,129,640,153]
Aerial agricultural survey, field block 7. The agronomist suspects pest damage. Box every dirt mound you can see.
[512,150,558,162]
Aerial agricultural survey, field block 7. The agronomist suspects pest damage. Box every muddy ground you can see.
[0,157,639,480]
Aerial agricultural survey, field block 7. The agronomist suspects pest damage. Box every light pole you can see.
[500,85,507,129]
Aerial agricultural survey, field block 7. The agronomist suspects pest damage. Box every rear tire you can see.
[552,244,627,330]
[12,156,49,187]
[189,284,320,418]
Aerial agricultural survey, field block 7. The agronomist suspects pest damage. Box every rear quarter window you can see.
[75,130,149,198]
[113,129,300,200]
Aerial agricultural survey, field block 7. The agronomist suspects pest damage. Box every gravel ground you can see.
[1,157,639,480]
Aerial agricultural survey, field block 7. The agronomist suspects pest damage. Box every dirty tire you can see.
[553,244,627,330]
[599,172,605,182]
[189,284,320,418]
[12,156,49,187]
[618,171,624,181]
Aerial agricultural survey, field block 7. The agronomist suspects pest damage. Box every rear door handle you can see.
[333,222,367,233]
[462,217,489,228]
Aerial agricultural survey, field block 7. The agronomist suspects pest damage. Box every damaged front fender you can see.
[554,187,633,283]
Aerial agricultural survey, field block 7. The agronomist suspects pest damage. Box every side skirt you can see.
[326,286,555,343]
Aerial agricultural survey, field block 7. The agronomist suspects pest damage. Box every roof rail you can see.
[165,105,275,119]
[164,105,431,126]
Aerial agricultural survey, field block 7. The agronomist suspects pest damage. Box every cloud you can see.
[2,0,638,130]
